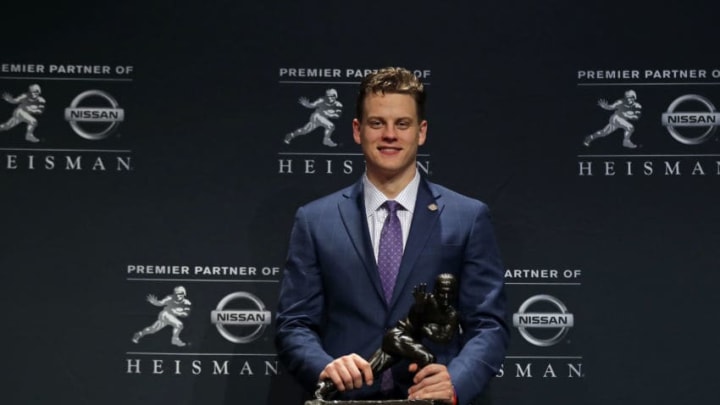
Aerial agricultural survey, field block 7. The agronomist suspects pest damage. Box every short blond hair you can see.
[355,67,426,121]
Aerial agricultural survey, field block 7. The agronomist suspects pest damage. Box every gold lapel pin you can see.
[428,203,438,211]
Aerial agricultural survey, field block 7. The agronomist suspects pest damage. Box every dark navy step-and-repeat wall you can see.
[2,2,717,404]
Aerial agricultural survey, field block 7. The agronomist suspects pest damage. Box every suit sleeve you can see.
[275,206,334,391]
[447,202,509,404]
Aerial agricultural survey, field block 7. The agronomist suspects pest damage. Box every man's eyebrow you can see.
[366,116,414,120]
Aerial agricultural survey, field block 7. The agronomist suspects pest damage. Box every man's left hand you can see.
[407,363,455,404]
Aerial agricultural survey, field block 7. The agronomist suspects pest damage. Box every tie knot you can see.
[384,200,401,214]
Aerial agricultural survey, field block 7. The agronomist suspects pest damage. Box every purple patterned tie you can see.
[378,200,403,303]
[377,200,403,394]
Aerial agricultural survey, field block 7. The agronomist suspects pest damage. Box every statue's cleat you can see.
[25,134,40,143]
[171,338,186,347]
[622,139,638,149]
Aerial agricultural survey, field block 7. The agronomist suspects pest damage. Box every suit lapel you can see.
[338,181,386,303]
[390,179,442,308]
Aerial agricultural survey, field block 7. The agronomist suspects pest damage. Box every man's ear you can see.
[418,120,428,145]
[352,118,362,145]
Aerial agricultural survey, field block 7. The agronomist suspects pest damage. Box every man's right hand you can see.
[319,353,374,392]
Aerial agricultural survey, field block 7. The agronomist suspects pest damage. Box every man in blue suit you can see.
[276,67,508,404]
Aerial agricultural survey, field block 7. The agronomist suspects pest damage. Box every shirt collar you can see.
[363,169,420,216]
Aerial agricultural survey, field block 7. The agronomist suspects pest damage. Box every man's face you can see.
[352,92,427,182]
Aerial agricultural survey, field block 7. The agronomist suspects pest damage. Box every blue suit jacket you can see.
[275,177,508,403]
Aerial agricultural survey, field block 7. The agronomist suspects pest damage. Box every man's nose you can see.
[382,126,398,139]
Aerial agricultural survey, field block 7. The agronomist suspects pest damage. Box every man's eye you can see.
[369,121,383,128]
[397,122,410,129]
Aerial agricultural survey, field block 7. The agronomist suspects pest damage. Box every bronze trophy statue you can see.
[308,273,459,404]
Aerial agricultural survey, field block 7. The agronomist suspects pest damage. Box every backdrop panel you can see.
[1,2,717,405]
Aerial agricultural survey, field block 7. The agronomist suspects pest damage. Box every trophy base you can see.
[305,400,443,405]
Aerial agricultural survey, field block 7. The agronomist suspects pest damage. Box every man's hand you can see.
[319,353,374,392]
[407,363,455,404]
